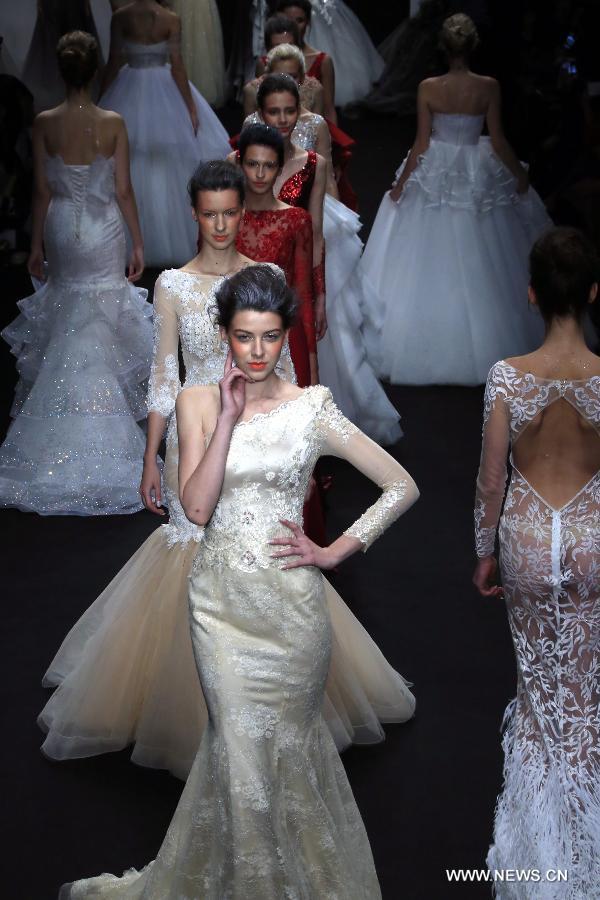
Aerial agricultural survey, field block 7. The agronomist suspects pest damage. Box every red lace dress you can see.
[236,206,315,388]
[278,149,317,211]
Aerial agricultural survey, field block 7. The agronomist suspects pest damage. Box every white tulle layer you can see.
[487,700,600,898]
[39,526,415,779]
[308,1,384,106]
[360,139,551,386]
[318,194,402,444]
[0,277,153,515]
[100,66,231,266]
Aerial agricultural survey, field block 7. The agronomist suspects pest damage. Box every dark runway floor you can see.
[1,107,517,899]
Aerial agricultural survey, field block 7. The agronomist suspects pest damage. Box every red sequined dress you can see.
[236,206,314,388]
[278,148,317,211]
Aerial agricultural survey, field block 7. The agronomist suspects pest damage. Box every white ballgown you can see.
[0,155,152,515]
[170,0,227,107]
[59,386,419,899]
[360,113,552,386]
[100,41,231,267]
[242,110,401,444]
[39,267,415,781]
[308,0,384,106]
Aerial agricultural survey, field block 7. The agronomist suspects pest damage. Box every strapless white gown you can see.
[360,113,551,386]
[308,0,384,106]
[0,155,152,515]
[100,41,231,266]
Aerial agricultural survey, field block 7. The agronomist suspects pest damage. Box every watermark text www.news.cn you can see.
[446,869,568,884]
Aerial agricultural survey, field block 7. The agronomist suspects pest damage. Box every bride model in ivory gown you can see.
[99,0,231,266]
[39,162,416,782]
[360,14,551,386]
[59,264,420,899]
[0,31,152,515]
[473,228,600,898]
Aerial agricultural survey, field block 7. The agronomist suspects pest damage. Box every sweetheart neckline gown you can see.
[99,40,231,267]
[38,268,416,782]
[360,112,552,386]
[0,154,152,515]
[59,384,419,899]
[476,360,600,897]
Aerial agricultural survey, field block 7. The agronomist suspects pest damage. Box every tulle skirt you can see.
[318,194,402,444]
[0,276,152,515]
[39,524,416,779]
[100,65,231,266]
[308,1,384,106]
[360,138,551,385]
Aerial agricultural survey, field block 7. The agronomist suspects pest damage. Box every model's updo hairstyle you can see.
[257,73,300,110]
[239,123,285,168]
[529,227,599,323]
[439,13,479,59]
[275,0,312,23]
[266,43,306,77]
[188,159,245,207]
[56,31,99,88]
[264,14,301,50]
[216,265,298,331]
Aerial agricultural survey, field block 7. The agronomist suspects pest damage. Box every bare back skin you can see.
[506,344,600,510]
[111,0,178,45]
[37,105,124,165]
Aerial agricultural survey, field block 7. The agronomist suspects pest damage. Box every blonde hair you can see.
[265,43,305,78]
[439,13,479,58]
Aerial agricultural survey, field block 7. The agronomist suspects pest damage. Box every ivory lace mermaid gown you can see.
[476,360,600,897]
[0,155,152,515]
[60,384,418,899]
[39,268,416,781]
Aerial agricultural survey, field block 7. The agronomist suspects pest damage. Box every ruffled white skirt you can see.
[308,0,384,106]
[360,138,551,385]
[100,65,231,266]
[39,524,416,779]
[0,276,152,515]
[318,194,402,444]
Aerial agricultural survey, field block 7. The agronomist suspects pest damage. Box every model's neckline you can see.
[234,386,318,429]
[501,359,600,385]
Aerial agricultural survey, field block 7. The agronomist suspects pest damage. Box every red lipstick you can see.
[248,362,267,371]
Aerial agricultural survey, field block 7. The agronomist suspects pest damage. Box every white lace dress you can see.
[360,113,552,385]
[475,360,600,897]
[39,267,416,781]
[0,155,152,515]
[100,40,231,266]
[59,384,419,899]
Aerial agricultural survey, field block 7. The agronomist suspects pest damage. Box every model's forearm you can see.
[116,184,143,248]
[144,411,168,460]
[491,136,525,181]
[181,414,236,523]
[30,189,50,251]
[170,64,194,113]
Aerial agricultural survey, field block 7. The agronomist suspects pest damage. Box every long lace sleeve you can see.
[316,390,419,550]
[147,274,181,417]
[474,364,510,557]
[294,213,317,354]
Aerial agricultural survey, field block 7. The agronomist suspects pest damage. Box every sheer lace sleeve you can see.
[147,273,181,417]
[474,363,510,557]
[294,213,317,353]
[316,390,419,550]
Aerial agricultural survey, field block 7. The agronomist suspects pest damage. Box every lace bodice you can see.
[193,385,419,574]
[431,113,484,146]
[475,359,600,556]
[124,41,169,69]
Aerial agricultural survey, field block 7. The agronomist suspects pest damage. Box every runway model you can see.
[360,14,551,386]
[473,227,600,897]
[39,161,416,781]
[99,0,230,265]
[0,31,151,516]
[58,263,420,898]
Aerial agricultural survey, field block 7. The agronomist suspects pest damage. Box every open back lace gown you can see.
[39,267,416,781]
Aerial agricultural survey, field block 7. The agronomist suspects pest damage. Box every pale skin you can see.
[177,310,363,568]
[101,0,199,134]
[28,81,144,282]
[139,188,253,515]
[390,60,529,202]
[248,36,325,117]
[276,4,337,124]
[472,281,600,598]
[238,142,325,383]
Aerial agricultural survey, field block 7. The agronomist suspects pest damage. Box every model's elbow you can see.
[182,503,209,526]
[116,182,133,205]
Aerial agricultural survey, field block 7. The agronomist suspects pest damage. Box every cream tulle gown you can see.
[59,384,419,899]
[39,267,416,781]
[170,0,227,107]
